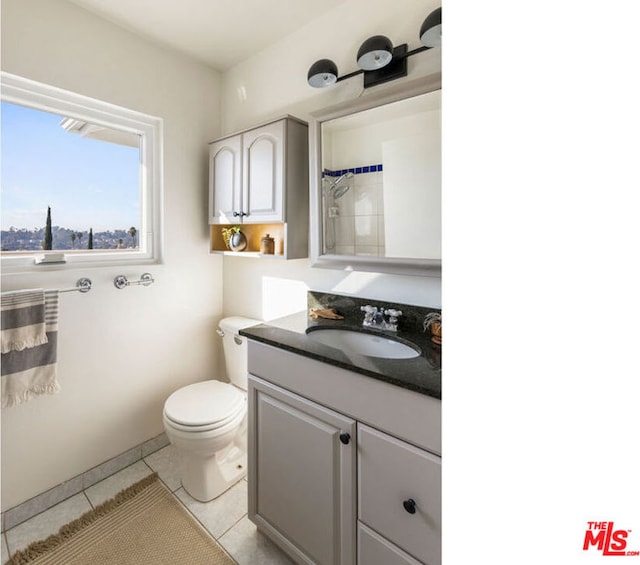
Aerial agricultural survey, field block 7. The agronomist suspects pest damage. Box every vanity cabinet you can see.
[208,116,309,258]
[247,340,441,565]
[249,377,356,565]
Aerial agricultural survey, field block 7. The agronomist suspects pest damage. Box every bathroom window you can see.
[0,72,163,271]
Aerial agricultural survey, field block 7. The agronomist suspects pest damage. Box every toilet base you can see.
[181,441,247,502]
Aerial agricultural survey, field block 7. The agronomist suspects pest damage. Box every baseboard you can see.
[1,432,169,532]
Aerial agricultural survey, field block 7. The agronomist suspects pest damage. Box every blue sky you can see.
[1,101,140,232]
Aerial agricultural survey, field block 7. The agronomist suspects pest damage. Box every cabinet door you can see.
[359,424,441,565]
[242,120,284,223]
[209,135,242,224]
[248,376,356,565]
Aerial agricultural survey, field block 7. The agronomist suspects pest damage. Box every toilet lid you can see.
[164,381,245,427]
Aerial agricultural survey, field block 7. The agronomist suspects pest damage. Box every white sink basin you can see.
[306,328,421,359]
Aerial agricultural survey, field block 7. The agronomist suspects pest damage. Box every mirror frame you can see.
[309,73,442,277]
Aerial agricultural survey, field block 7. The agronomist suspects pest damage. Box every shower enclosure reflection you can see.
[319,88,441,259]
[322,172,354,252]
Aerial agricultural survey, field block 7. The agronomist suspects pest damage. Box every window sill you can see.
[1,251,162,276]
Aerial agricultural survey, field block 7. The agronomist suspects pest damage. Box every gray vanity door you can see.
[248,376,357,565]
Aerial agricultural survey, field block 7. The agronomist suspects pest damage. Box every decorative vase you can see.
[260,233,275,255]
[229,231,247,252]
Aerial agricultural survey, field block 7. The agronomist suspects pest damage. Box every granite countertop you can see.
[240,311,441,400]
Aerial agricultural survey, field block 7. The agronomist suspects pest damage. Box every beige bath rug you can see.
[6,473,235,565]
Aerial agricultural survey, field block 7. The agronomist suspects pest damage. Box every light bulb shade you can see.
[420,8,442,48]
[307,59,338,88]
[357,35,394,71]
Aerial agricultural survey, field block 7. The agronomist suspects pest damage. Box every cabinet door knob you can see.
[339,432,351,445]
[403,498,417,514]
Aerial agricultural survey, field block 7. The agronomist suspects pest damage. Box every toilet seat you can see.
[164,381,245,433]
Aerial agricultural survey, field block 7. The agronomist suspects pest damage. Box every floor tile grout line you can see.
[141,458,156,477]
[141,457,181,495]
[82,490,95,511]
[164,481,245,553]
[169,488,220,541]
[216,511,248,541]
[3,531,11,560]
[139,457,225,544]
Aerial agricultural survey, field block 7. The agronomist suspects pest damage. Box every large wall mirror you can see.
[309,74,441,276]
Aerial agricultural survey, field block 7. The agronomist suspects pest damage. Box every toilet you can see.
[162,316,260,502]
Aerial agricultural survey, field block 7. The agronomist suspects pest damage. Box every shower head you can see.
[325,172,354,199]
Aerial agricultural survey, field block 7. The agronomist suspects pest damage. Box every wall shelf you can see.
[209,222,303,259]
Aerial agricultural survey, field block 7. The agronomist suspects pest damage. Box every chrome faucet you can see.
[360,305,402,332]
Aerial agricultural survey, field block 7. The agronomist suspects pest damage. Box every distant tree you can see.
[42,207,53,250]
[70,232,76,248]
[77,232,83,247]
[117,238,123,249]
[128,226,137,248]
[88,228,93,249]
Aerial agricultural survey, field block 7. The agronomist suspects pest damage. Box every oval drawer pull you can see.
[403,498,417,514]
[339,432,351,445]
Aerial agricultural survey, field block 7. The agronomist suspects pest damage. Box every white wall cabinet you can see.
[247,340,442,565]
[208,116,308,258]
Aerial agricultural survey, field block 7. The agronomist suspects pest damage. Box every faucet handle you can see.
[361,305,378,327]
[384,309,402,331]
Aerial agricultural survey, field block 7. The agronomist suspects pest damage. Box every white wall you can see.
[1,0,223,510]
[1,0,442,511]
[219,0,442,322]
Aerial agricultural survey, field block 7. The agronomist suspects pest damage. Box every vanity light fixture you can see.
[356,35,394,71]
[307,59,338,88]
[307,7,441,89]
[420,7,442,48]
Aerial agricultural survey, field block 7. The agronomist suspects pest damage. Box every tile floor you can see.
[1,445,293,564]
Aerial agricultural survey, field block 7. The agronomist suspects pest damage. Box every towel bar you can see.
[59,278,92,294]
[113,273,155,290]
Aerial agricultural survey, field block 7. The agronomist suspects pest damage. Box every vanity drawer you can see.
[358,522,422,565]
[358,424,441,565]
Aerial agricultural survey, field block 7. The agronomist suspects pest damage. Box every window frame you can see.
[1,72,163,273]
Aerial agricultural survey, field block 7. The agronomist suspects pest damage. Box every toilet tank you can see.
[218,316,261,391]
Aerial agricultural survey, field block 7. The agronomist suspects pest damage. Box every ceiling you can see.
[66,0,346,71]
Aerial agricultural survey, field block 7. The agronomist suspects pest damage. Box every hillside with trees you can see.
[1,226,138,252]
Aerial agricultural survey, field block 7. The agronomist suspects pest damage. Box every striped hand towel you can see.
[1,289,48,353]
[1,290,61,408]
